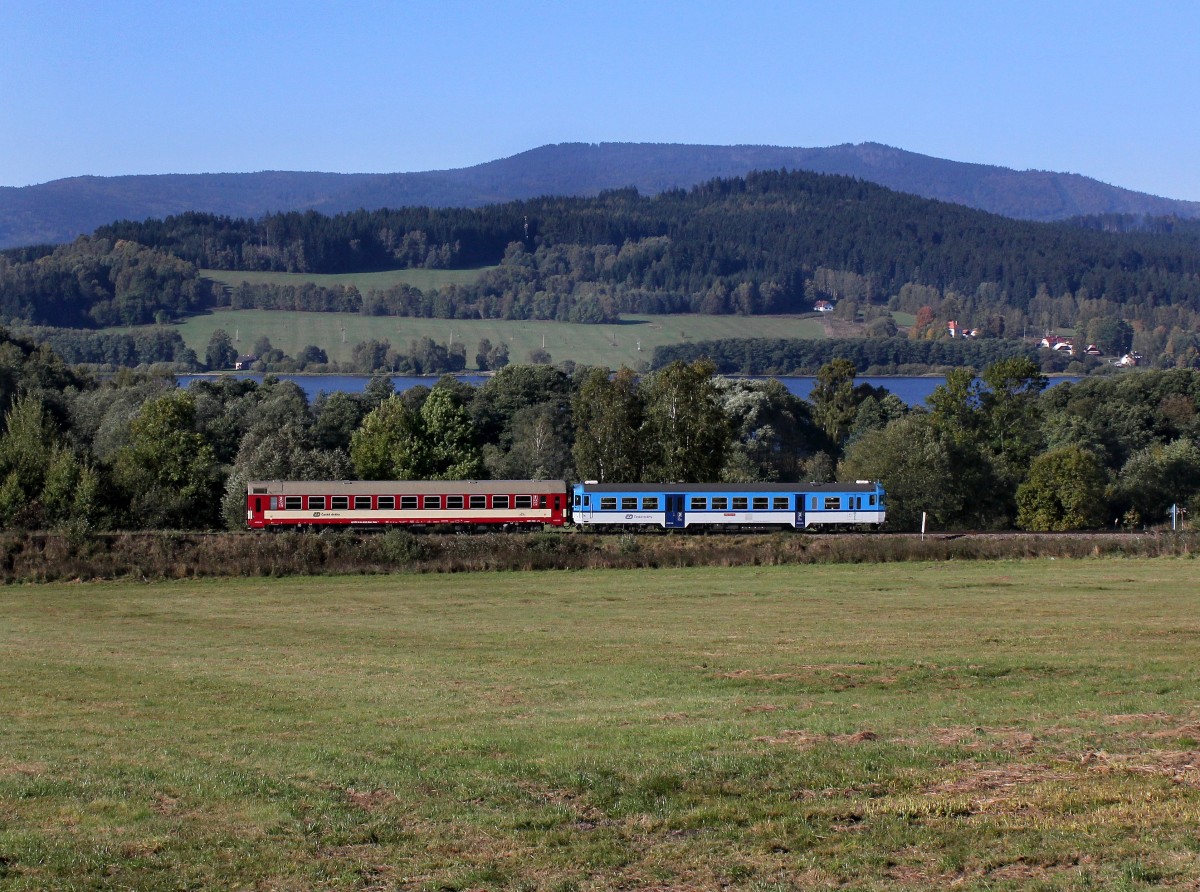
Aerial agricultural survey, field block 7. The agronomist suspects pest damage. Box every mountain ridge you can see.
[4,141,1200,249]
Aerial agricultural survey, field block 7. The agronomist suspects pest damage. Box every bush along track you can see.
[0,529,1196,583]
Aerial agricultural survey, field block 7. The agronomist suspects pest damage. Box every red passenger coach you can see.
[247,480,569,530]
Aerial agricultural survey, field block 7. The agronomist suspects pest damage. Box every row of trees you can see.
[1,319,1198,533]
[654,336,1064,375]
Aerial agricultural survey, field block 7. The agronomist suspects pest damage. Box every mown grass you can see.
[3,559,1200,889]
[152,309,827,369]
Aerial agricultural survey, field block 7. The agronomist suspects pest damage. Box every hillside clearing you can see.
[159,309,829,368]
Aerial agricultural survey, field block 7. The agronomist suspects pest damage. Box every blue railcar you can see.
[571,481,886,531]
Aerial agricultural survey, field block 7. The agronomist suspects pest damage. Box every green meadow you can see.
[167,309,827,369]
[201,266,496,293]
[4,558,1200,889]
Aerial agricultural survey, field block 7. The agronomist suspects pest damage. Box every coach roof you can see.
[249,480,567,496]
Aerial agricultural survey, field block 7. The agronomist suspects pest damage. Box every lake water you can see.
[177,373,1083,407]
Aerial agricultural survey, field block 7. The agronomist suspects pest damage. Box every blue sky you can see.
[2,1,1198,199]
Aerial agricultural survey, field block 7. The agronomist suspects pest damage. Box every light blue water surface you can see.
[177,374,1082,408]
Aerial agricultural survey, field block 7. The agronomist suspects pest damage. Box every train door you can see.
[248,494,266,528]
[794,494,805,529]
[576,491,594,524]
[665,494,685,529]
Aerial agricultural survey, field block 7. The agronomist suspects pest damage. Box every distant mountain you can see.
[4,142,1200,249]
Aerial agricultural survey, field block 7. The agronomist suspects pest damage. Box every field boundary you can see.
[2,530,1194,583]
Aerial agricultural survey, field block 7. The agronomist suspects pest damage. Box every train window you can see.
[424,495,441,510]
[642,497,659,510]
[824,497,840,510]
[308,496,326,510]
[711,497,728,510]
[446,495,463,510]
[255,498,263,512]
[620,497,637,510]
[399,496,417,510]
[539,495,547,508]
[573,494,581,507]
[493,495,510,509]
[869,495,876,506]
[773,497,789,510]
[732,497,748,510]
[752,497,769,510]
[332,496,349,510]
[270,497,279,510]
[377,496,394,510]
[600,497,617,511]
[689,497,706,510]
[469,495,487,509]
[284,496,302,510]
[354,496,372,510]
[517,495,534,508]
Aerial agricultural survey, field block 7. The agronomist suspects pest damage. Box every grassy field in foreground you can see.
[163,309,827,369]
[4,559,1200,890]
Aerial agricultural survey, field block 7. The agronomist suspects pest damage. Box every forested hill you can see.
[91,169,1200,312]
[5,141,1200,249]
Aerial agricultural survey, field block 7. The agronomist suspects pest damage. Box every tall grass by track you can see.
[0,528,1195,583]
[3,558,1200,889]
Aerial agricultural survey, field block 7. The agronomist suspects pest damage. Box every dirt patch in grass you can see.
[0,760,47,776]
[887,852,1092,886]
[343,788,400,812]
[1146,723,1200,740]
[897,725,1039,754]
[1105,711,1176,725]
[151,792,181,815]
[514,780,608,824]
[925,761,1071,797]
[756,729,878,746]
[1082,749,1200,786]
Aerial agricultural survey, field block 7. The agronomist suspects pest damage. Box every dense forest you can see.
[2,169,1200,370]
[0,322,1198,535]
[93,173,1200,319]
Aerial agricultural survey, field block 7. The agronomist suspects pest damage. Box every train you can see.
[246,479,886,531]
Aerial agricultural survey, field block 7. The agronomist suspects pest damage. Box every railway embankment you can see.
[0,528,1196,583]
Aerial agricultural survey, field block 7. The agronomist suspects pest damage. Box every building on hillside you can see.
[1115,352,1143,367]
[1040,335,1073,354]
[234,354,258,371]
[947,321,978,339]
[813,300,835,313]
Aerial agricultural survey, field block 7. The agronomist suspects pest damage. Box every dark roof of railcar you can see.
[249,480,567,495]
[573,482,881,494]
